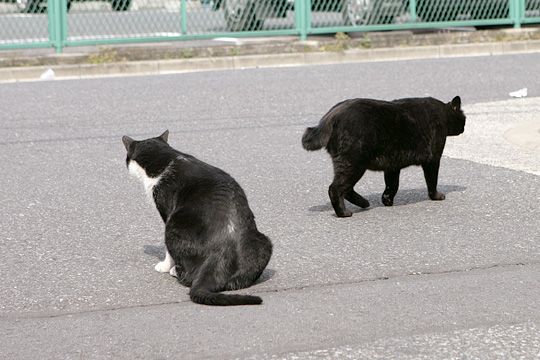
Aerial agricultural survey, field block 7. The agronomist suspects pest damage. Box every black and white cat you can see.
[123,131,272,306]
[302,96,466,217]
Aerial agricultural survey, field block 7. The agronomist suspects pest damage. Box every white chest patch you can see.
[128,161,161,197]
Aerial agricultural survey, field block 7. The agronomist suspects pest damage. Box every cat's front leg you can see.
[422,160,445,201]
[155,249,175,273]
[382,169,401,206]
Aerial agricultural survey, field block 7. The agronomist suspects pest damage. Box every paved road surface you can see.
[1,53,539,359]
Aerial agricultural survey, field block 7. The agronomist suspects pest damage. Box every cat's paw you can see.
[345,191,370,208]
[336,210,353,218]
[381,194,394,207]
[169,266,178,278]
[358,198,370,209]
[429,192,445,201]
[155,261,174,273]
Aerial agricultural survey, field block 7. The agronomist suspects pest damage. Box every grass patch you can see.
[320,32,351,52]
[88,48,122,64]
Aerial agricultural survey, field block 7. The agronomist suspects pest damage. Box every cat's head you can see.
[122,130,170,179]
[447,96,466,136]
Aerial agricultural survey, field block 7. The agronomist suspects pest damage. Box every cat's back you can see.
[390,96,447,118]
[325,97,442,161]
[335,98,400,116]
[156,152,252,220]
[332,98,408,126]
[329,98,410,137]
[166,153,238,190]
[341,96,444,116]
[338,96,448,128]
[172,154,250,205]
[391,96,441,106]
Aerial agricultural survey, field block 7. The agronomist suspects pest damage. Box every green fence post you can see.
[409,0,417,22]
[60,0,67,49]
[47,0,58,52]
[180,0,187,35]
[295,0,307,41]
[510,0,522,28]
[305,0,311,39]
[48,0,67,53]
[519,0,524,27]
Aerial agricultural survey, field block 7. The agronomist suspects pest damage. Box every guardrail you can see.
[1,0,539,53]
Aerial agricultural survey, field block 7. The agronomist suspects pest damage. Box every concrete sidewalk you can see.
[447,98,540,176]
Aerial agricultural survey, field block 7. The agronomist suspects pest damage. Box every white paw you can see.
[155,261,174,273]
[169,266,178,278]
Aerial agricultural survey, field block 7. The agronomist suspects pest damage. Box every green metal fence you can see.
[1,0,539,53]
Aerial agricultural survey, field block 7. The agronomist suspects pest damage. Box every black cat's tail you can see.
[302,101,344,151]
[189,286,262,306]
[302,126,328,151]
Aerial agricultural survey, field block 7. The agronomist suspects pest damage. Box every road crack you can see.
[2,261,537,322]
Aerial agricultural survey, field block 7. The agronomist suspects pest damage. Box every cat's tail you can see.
[302,101,344,151]
[189,287,262,306]
[302,126,328,151]
[187,231,271,306]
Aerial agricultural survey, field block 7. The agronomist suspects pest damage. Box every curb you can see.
[2,39,540,83]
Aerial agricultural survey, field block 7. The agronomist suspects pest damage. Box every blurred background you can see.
[1,0,540,53]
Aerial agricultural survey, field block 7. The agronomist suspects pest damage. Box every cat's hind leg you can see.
[422,159,445,201]
[224,231,272,291]
[189,250,262,305]
[169,265,194,287]
[382,169,401,206]
[329,158,367,217]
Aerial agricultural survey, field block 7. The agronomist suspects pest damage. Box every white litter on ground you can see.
[509,87,528,98]
[212,37,243,45]
[39,68,55,81]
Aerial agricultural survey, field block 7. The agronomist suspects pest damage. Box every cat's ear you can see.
[451,96,461,111]
[122,135,134,151]
[159,130,169,143]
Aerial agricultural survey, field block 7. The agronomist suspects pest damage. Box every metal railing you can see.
[1,0,539,53]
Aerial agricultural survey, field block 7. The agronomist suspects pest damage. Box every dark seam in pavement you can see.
[4,97,540,145]
[257,262,532,295]
[0,300,192,321]
[0,122,311,146]
[0,113,312,130]
[2,261,535,322]
[4,104,540,133]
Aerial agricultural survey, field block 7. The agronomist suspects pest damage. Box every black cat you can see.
[122,131,272,305]
[302,96,466,217]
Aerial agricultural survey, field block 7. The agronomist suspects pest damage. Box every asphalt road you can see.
[1,53,539,359]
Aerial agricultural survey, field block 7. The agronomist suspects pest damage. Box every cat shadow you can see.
[254,268,276,285]
[309,184,467,214]
[144,244,165,259]
[143,245,276,285]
